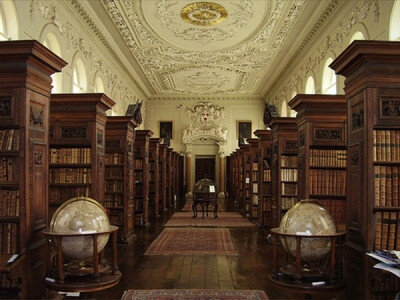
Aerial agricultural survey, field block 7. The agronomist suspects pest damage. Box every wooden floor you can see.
[93,199,341,300]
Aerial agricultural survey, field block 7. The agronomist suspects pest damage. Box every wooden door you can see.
[195,157,215,183]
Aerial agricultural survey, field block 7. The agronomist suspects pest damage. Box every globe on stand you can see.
[278,199,337,279]
[50,197,111,276]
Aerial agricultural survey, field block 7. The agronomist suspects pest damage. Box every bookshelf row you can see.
[373,129,400,162]
[374,165,400,207]
[309,169,346,196]
[0,129,19,151]
[50,148,91,164]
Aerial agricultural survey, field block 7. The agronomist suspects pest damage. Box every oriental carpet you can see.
[121,289,269,300]
[144,227,238,256]
[165,212,255,228]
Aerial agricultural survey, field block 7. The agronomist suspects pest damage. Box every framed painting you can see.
[159,121,173,140]
[237,121,252,139]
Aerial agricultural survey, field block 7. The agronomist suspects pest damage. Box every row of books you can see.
[105,166,124,178]
[105,152,124,164]
[281,182,297,196]
[134,171,143,181]
[105,180,124,193]
[49,168,92,184]
[49,147,91,164]
[0,157,15,182]
[317,199,346,225]
[262,184,272,196]
[49,186,90,202]
[252,162,258,171]
[262,169,271,182]
[252,183,258,193]
[0,272,19,288]
[0,190,19,216]
[309,149,347,167]
[108,210,123,225]
[280,168,298,182]
[374,165,400,207]
[281,197,297,210]
[374,210,400,250]
[373,129,400,162]
[309,169,346,196]
[0,223,18,254]
[134,159,143,169]
[281,155,297,168]
[0,129,19,151]
[104,195,124,208]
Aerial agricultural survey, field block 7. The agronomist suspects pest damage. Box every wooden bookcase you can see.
[239,144,251,215]
[49,94,114,218]
[254,130,272,227]
[289,94,347,229]
[104,116,137,243]
[331,41,400,299]
[134,130,153,227]
[165,148,173,208]
[232,149,242,208]
[158,143,167,212]
[248,138,260,220]
[269,118,298,228]
[0,40,66,298]
[149,138,161,218]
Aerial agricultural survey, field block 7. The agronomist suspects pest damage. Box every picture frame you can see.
[237,121,252,139]
[159,121,173,140]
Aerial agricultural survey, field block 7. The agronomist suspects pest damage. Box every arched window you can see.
[289,91,297,117]
[322,58,336,94]
[42,33,63,93]
[305,76,315,94]
[390,0,400,41]
[94,76,105,93]
[72,58,87,93]
[0,0,18,40]
[0,10,5,41]
[280,100,288,117]
[350,31,365,43]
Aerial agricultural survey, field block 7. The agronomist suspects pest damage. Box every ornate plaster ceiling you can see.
[87,0,333,100]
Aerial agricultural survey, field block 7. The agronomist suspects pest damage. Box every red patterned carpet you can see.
[121,289,269,300]
[144,228,238,256]
[165,212,256,228]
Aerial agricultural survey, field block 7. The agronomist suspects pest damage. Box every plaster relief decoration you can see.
[101,0,308,97]
[183,102,227,146]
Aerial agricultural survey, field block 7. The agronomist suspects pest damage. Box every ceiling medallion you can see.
[181,2,227,26]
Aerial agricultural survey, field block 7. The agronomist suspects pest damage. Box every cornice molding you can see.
[147,95,263,102]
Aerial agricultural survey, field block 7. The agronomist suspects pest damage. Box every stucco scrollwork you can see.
[186,102,224,127]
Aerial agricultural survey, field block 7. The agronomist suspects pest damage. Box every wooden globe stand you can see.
[269,228,346,299]
[42,225,121,297]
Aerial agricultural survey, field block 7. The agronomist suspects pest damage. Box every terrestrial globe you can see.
[279,199,336,262]
[50,197,111,260]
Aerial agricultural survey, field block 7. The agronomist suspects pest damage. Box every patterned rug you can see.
[121,289,269,300]
[144,228,238,256]
[181,200,225,212]
[165,212,255,228]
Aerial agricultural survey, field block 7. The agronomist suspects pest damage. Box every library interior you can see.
[0,0,400,299]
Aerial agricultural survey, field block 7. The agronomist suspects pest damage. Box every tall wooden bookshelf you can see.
[248,138,260,220]
[289,94,347,229]
[233,149,242,208]
[165,148,172,208]
[104,116,137,243]
[49,94,114,218]
[134,130,153,227]
[331,41,400,299]
[158,143,167,212]
[269,118,298,228]
[254,130,272,227]
[239,144,251,215]
[149,138,160,217]
[0,40,66,298]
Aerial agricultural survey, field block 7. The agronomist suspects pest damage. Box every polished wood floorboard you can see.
[93,199,340,300]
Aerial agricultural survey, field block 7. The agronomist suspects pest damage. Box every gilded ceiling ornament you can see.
[181,2,227,26]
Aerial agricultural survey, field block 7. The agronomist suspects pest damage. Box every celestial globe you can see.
[50,197,111,260]
[279,199,336,262]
